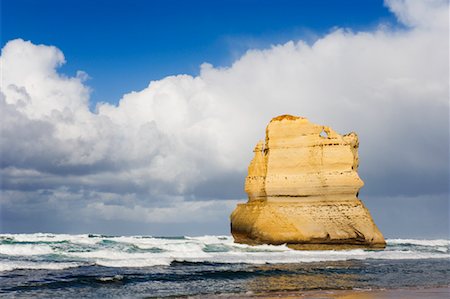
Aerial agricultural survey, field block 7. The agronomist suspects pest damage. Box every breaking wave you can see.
[0,233,448,271]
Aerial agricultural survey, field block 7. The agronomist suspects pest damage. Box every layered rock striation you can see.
[230,115,385,249]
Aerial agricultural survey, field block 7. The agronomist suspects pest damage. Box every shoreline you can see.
[194,286,450,298]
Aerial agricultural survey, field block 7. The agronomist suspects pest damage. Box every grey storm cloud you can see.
[0,0,448,236]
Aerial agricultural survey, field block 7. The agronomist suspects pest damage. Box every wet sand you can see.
[273,287,450,298]
[196,287,450,298]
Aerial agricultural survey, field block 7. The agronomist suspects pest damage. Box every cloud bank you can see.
[1,0,448,236]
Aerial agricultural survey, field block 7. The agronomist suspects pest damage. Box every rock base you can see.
[231,199,385,249]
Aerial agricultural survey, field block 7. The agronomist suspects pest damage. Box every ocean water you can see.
[0,234,449,298]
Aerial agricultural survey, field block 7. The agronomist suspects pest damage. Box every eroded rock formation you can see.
[230,115,385,249]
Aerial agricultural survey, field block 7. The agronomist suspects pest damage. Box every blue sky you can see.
[1,0,448,237]
[2,0,396,105]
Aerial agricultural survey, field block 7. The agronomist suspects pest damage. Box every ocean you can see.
[0,234,449,298]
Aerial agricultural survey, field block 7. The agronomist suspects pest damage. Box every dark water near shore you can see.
[2,259,450,298]
[1,234,449,298]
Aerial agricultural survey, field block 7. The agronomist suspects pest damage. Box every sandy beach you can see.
[200,287,450,298]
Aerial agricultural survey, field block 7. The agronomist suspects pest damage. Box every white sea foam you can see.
[0,261,81,272]
[97,275,124,282]
[0,244,54,256]
[0,233,100,245]
[95,258,172,268]
[0,234,449,270]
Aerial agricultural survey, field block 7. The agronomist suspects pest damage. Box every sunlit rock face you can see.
[230,115,385,250]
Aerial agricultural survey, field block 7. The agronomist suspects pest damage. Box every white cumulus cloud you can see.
[0,0,448,236]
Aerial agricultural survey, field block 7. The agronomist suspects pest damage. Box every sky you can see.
[0,0,449,238]
[2,0,397,105]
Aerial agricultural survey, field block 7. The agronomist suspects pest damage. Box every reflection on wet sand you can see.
[234,288,450,299]
[245,261,364,294]
[236,260,449,298]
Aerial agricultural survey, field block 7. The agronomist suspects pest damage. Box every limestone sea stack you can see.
[230,115,385,249]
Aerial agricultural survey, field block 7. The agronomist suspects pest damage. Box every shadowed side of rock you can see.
[230,115,385,249]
